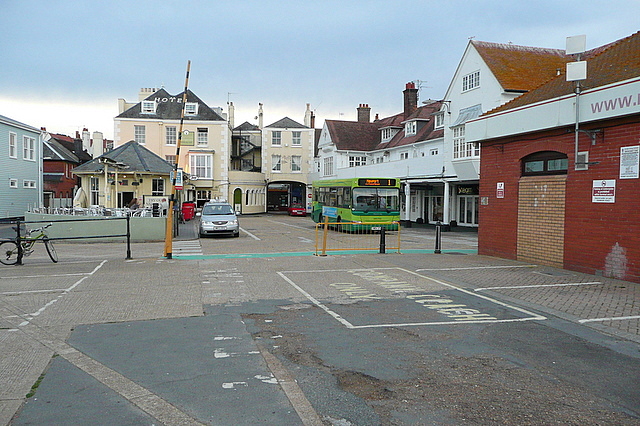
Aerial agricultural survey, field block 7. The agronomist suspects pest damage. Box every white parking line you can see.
[278,268,546,329]
[475,281,603,291]
[241,227,261,240]
[416,265,536,272]
[579,315,640,324]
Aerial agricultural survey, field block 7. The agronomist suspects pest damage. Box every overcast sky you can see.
[1,0,638,140]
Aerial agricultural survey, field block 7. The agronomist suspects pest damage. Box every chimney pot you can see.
[357,103,371,123]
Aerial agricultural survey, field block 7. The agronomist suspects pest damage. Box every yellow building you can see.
[115,88,229,207]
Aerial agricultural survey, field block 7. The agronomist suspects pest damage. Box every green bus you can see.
[311,178,401,230]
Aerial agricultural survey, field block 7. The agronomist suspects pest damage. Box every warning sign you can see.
[496,182,505,199]
[592,179,616,203]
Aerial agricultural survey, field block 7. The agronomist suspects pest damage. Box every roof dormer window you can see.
[405,121,417,136]
[434,112,444,129]
[184,102,199,115]
[381,127,400,143]
[141,100,156,114]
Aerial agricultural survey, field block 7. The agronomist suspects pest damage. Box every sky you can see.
[1,0,638,140]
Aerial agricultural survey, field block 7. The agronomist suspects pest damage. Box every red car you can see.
[287,204,307,216]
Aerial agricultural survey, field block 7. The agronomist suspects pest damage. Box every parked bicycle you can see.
[0,223,58,265]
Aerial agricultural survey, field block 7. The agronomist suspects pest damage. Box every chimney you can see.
[92,131,104,158]
[403,82,418,119]
[138,87,157,101]
[310,111,315,128]
[82,128,91,152]
[304,103,312,127]
[357,104,371,122]
[258,103,264,129]
[228,102,235,130]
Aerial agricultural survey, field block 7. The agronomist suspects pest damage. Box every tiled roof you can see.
[325,120,381,151]
[233,121,260,131]
[265,117,308,129]
[326,101,443,152]
[472,40,569,92]
[43,139,80,163]
[373,102,444,150]
[486,31,640,115]
[117,88,225,121]
[72,141,174,174]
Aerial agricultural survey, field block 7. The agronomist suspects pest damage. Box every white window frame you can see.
[405,121,417,136]
[184,102,198,115]
[271,154,282,172]
[430,148,439,156]
[434,112,444,129]
[152,178,165,196]
[9,178,18,188]
[323,156,334,176]
[197,128,208,146]
[134,125,146,145]
[165,155,177,166]
[348,156,367,167]
[291,155,301,172]
[166,126,176,145]
[271,131,282,146]
[189,153,212,179]
[9,132,17,158]
[462,70,480,92]
[400,152,409,160]
[23,136,35,161]
[141,100,156,114]
[292,131,301,146]
[453,126,465,159]
[23,179,36,188]
[90,177,100,205]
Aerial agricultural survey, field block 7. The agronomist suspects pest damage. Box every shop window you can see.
[522,151,568,176]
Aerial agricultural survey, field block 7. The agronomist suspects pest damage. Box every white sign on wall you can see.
[592,179,616,203]
[496,182,505,199]
[620,145,640,179]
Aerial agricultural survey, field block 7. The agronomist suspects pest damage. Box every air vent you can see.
[575,151,589,171]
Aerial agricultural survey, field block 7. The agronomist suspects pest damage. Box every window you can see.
[291,155,301,172]
[271,154,282,171]
[400,152,409,160]
[522,151,569,176]
[434,112,444,129]
[430,148,439,156]
[9,178,17,188]
[23,180,36,188]
[9,132,17,158]
[292,131,301,146]
[197,128,208,145]
[349,156,367,167]
[152,178,164,195]
[134,125,146,144]
[323,156,334,176]
[165,155,177,166]
[405,121,417,136]
[452,126,479,159]
[141,100,156,114]
[166,126,176,145]
[184,102,198,115]
[90,177,100,205]
[23,136,35,161]
[271,131,281,146]
[381,127,399,141]
[190,154,212,179]
[462,70,480,92]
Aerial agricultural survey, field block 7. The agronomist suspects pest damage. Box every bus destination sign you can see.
[358,178,396,187]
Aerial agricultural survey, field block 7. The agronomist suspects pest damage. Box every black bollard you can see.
[434,222,442,254]
[379,227,386,254]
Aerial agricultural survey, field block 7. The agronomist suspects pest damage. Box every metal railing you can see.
[314,220,401,256]
[1,216,133,264]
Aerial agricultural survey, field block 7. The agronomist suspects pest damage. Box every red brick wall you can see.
[479,117,640,283]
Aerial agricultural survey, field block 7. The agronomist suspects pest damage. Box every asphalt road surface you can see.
[3,214,640,425]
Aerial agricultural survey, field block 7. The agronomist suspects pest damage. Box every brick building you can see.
[467,32,640,283]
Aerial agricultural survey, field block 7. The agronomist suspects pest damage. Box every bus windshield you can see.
[352,188,399,212]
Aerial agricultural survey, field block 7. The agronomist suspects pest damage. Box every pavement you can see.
[1,216,639,425]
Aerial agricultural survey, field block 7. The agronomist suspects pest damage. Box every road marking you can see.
[0,273,90,279]
[241,227,261,240]
[278,268,546,329]
[14,260,107,328]
[416,265,536,272]
[579,315,640,324]
[268,220,313,231]
[475,281,602,291]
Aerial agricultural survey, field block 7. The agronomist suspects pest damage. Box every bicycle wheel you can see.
[43,238,58,263]
[0,241,19,265]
